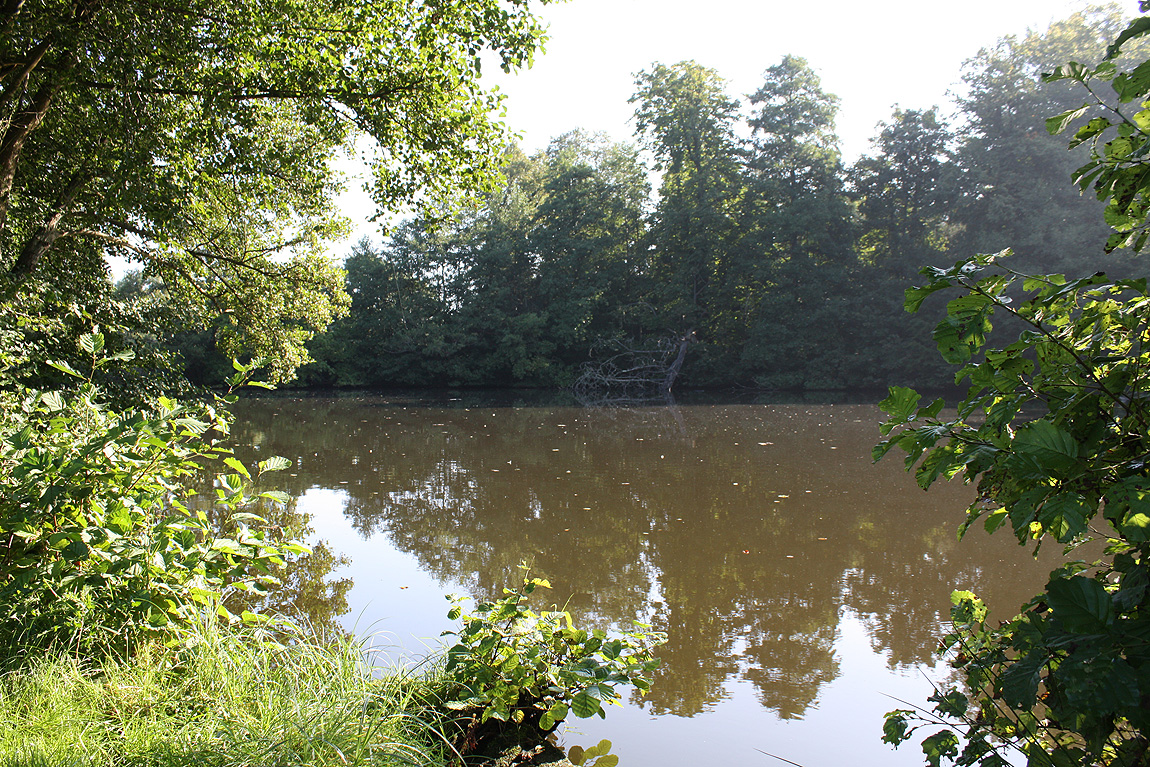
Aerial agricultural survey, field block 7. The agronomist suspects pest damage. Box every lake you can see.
[229,392,1061,767]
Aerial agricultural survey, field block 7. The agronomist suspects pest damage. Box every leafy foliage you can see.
[1046,8,1150,255]
[299,133,651,389]
[441,567,664,735]
[568,739,619,767]
[292,14,1141,393]
[0,346,304,659]
[877,255,1150,764]
[948,5,1140,277]
[0,0,550,383]
[874,11,1150,757]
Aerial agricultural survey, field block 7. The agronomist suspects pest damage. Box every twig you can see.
[755,749,807,767]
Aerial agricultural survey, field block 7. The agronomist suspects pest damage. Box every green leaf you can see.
[258,456,292,473]
[1047,576,1113,633]
[1113,58,1150,103]
[539,701,568,730]
[570,690,601,718]
[1012,421,1080,475]
[223,457,251,479]
[1119,511,1150,542]
[878,386,920,422]
[62,538,90,563]
[583,740,612,759]
[999,652,1045,708]
[920,730,959,767]
[905,282,952,313]
[39,391,66,411]
[928,689,968,718]
[1046,105,1089,135]
[882,711,912,746]
[1106,17,1150,59]
[933,306,991,364]
[46,359,84,378]
[1069,117,1112,149]
[78,333,104,355]
[1037,493,1090,542]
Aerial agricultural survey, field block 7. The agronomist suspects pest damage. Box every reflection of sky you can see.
[297,486,950,766]
[558,615,948,767]
[295,487,464,662]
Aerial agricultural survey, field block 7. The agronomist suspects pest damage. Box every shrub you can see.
[440,568,664,752]
[0,335,302,661]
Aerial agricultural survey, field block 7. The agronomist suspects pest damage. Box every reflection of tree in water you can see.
[841,508,1067,669]
[190,477,354,635]
[229,397,1060,721]
[744,621,839,720]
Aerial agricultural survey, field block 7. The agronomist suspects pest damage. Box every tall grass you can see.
[0,615,458,766]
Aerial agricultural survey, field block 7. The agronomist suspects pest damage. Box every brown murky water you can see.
[231,394,1064,767]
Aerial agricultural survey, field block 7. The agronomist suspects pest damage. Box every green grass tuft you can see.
[0,616,456,767]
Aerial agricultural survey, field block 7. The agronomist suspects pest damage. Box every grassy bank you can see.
[0,617,455,767]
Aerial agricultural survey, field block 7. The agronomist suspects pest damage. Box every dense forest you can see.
[139,5,1142,393]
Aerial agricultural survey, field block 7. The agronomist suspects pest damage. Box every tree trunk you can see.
[661,329,695,394]
[5,169,89,286]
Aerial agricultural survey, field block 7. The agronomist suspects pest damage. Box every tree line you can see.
[211,5,1136,393]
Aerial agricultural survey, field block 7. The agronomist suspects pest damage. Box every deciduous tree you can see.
[0,0,549,381]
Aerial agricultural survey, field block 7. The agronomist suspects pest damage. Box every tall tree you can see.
[631,60,742,359]
[951,4,1141,276]
[0,0,549,381]
[851,108,958,276]
[307,134,650,388]
[530,131,651,376]
[848,107,961,386]
[735,55,857,389]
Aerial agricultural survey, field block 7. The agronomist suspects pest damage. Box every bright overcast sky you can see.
[335,0,1128,247]
[490,0,1114,159]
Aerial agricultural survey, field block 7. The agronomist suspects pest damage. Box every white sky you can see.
[336,0,1122,247]
[489,0,1107,160]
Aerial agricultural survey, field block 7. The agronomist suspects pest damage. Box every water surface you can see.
[231,394,1061,767]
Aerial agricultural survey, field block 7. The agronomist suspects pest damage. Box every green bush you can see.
[875,10,1150,765]
[441,568,664,747]
[0,335,303,660]
[876,256,1150,766]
